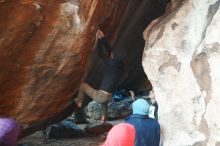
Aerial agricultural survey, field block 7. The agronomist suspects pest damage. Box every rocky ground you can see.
[18,97,132,146]
[18,120,122,146]
[18,134,104,146]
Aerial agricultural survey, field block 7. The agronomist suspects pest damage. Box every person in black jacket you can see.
[74,29,125,124]
[125,98,160,146]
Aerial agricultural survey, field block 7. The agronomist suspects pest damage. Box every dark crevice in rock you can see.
[196,0,220,51]
[86,0,170,91]
[144,0,185,48]
[207,0,220,26]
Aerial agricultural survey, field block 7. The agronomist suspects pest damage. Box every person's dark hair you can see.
[144,80,153,91]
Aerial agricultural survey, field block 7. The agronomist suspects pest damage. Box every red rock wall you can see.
[0,0,169,136]
[0,0,128,135]
[86,0,169,91]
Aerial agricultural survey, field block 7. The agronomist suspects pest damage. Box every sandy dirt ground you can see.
[19,135,105,146]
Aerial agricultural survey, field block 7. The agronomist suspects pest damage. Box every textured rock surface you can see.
[85,99,132,120]
[0,0,170,136]
[142,0,220,145]
[0,0,127,136]
[86,0,169,91]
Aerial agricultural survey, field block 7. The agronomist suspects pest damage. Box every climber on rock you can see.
[74,28,125,124]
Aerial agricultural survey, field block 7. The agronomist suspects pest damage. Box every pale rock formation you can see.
[142,0,220,145]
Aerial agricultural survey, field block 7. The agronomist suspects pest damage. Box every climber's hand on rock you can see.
[97,29,105,38]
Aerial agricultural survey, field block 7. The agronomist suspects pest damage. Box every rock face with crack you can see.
[2,0,220,144]
[142,0,220,145]
[0,0,128,136]
[0,0,168,136]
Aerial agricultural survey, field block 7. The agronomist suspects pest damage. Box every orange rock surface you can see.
[0,0,168,136]
[0,0,128,135]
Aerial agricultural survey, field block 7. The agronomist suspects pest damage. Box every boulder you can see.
[0,0,128,136]
[142,0,220,145]
[85,98,133,120]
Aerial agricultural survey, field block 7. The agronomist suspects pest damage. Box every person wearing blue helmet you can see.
[125,98,160,146]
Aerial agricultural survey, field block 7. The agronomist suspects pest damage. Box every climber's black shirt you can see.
[97,37,124,93]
